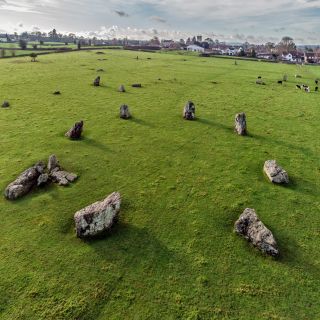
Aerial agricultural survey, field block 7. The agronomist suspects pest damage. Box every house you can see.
[304,52,320,63]
[187,45,204,53]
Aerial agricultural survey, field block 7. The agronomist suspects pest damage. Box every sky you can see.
[0,0,320,44]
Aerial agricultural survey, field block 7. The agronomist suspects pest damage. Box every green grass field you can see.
[0,50,319,320]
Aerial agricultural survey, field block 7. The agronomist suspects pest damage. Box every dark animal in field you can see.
[93,76,100,86]
[296,85,301,89]
[277,81,283,84]
[53,91,61,95]
[315,87,318,92]
[132,83,142,88]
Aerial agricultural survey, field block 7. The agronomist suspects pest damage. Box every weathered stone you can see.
[264,160,289,184]
[256,79,266,85]
[4,162,45,200]
[65,120,83,140]
[48,154,60,172]
[2,101,10,108]
[93,76,100,86]
[234,112,247,136]
[235,208,279,257]
[37,173,49,186]
[283,74,288,81]
[74,192,121,238]
[132,83,142,88]
[50,170,77,186]
[118,85,126,92]
[120,104,131,119]
[183,101,195,120]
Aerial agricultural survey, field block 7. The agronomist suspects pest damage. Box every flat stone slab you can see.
[264,160,289,184]
[74,192,121,238]
[235,208,279,257]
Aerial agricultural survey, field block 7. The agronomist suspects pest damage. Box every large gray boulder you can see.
[235,208,279,257]
[4,162,45,200]
[235,112,247,135]
[264,160,289,184]
[74,192,121,238]
[183,101,195,120]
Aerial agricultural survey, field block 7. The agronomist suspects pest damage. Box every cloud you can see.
[114,10,129,17]
[150,16,167,23]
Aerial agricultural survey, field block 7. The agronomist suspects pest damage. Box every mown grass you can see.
[0,50,319,320]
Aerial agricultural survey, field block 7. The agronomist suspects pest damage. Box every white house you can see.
[187,45,204,53]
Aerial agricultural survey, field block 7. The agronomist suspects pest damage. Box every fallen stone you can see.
[93,76,100,86]
[256,79,266,85]
[132,83,142,88]
[50,170,77,186]
[2,101,10,108]
[4,162,45,200]
[120,104,131,119]
[264,160,289,184]
[118,85,126,92]
[183,101,195,120]
[74,192,121,238]
[37,173,49,186]
[65,120,83,140]
[235,208,279,257]
[235,112,247,136]
[53,91,61,95]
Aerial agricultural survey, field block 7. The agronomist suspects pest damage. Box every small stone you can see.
[53,91,61,95]
[118,85,126,92]
[37,173,49,186]
[2,101,10,108]
[264,160,289,184]
[93,76,100,86]
[235,208,279,257]
[120,104,131,119]
[74,192,121,238]
[132,83,142,88]
[234,113,247,136]
[50,170,78,186]
[65,120,83,140]
[283,74,288,81]
[183,101,195,120]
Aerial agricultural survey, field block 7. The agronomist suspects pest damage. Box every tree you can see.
[250,48,256,58]
[19,39,27,50]
[238,49,246,57]
[48,28,57,39]
[30,53,37,62]
[77,41,81,50]
[277,36,296,54]
[265,42,275,53]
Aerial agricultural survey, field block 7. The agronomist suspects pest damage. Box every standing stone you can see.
[263,160,289,184]
[65,120,83,140]
[48,154,60,172]
[283,74,288,81]
[93,76,100,86]
[2,101,10,108]
[183,101,195,120]
[37,173,49,186]
[4,162,45,200]
[120,104,131,119]
[118,85,126,92]
[235,208,279,257]
[234,113,247,136]
[74,192,121,238]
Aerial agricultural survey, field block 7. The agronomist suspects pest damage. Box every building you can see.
[187,45,205,53]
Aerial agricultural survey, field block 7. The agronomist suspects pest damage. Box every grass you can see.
[0,50,320,319]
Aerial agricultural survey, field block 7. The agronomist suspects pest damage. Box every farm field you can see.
[0,50,320,319]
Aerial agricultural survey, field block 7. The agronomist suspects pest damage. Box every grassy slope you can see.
[0,51,319,320]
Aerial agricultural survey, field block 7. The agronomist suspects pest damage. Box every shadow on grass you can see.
[81,136,110,152]
[196,117,233,133]
[130,117,154,127]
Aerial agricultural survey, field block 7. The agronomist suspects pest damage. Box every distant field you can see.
[0,50,319,319]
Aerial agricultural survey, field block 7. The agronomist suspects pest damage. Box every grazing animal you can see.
[278,81,283,84]
[315,87,318,92]
[296,85,301,89]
